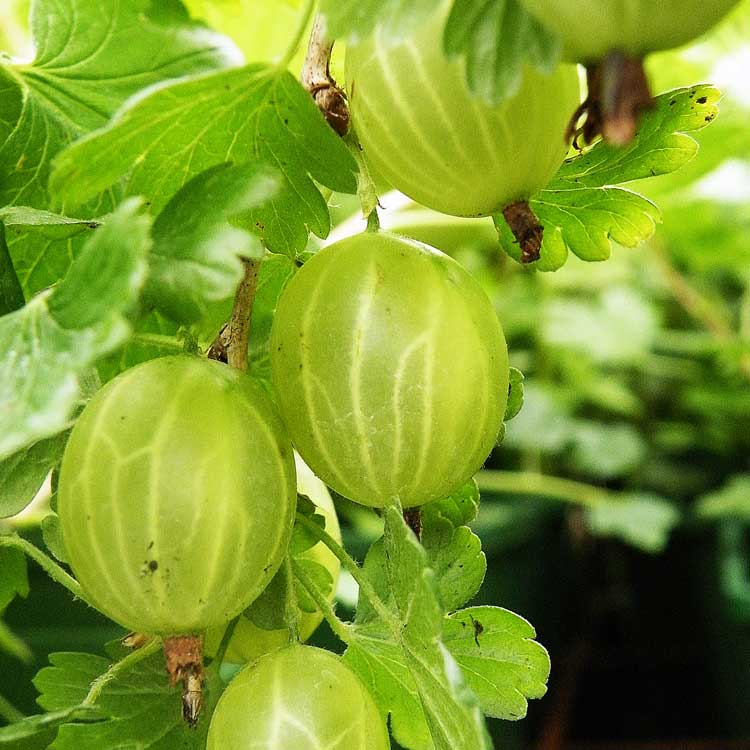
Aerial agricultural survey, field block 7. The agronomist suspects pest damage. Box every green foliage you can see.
[0,0,237,209]
[30,646,224,749]
[50,65,358,256]
[145,163,279,324]
[497,85,721,269]
[444,0,560,103]
[0,200,150,460]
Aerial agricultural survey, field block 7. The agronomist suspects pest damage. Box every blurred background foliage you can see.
[2,1,750,748]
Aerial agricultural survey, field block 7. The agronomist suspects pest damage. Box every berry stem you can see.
[502,201,544,264]
[83,637,161,707]
[208,257,261,371]
[0,534,91,605]
[295,512,397,630]
[291,558,351,644]
[302,14,350,136]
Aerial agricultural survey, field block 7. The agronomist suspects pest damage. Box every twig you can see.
[208,258,260,371]
[301,15,350,136]
[291,558,351,644]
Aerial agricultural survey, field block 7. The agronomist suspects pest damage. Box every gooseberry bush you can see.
[0,0,731,748]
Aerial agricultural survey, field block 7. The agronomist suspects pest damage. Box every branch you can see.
[208,258,261,371]
[301,14,350,136]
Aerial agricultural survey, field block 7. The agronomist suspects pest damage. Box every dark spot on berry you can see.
[148,560,158,572]
[669,99,676,106]
[697,96,708,104]
[147,541,154,550]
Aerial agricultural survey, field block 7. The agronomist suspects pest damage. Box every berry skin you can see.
[207,645,389,750]
[345,3,579,218]
[57,355,296,635]
[270,232,509,508]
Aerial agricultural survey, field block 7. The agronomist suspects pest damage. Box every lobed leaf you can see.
[0,199,151,459]
[349,505,492,750]
[444,606,550,720]
[0,0,238,209]
[50,65,358,256]
[444,0,560,104]
[33,648,224,749]
[145,162,280,324]
[497,85,720,270]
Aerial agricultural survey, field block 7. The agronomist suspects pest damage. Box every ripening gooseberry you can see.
[207,645,389,750]
[345,0,579,262]
[270,231,509,509]
[57,355,296,636]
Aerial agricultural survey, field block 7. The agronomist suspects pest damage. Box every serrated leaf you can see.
[51,65,358,256]
[423,515,486,613]
[444,0,560,104]
[444,606,550,720]
[0,0,238,210]
[0,199,151,459]
[145,163,280,324]
[0,223,24,315]
[350,505,491,750]
[0,707,102,749]
[586,493,681,554]
[320,0,439,42]
[505,367,524,422]
[696,475,750,521]
[0,433,64,517]
[423,481,481,528]
[497,85,720,270]
[34,649,224,749]
[41,512,68,563]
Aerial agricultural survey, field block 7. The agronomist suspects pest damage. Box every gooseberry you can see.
[517,0,739,144]
[207,644,389,750]
[270,231,508,508]
[57,355,296,636]
[345,0,579,261]
[205,453,341,664]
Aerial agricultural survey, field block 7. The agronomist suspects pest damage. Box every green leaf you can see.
[51,65,358,255]
[0,434,65,517]
[497,85,720,269]
[34,648,224,750]
[41,512,69,563]
[145,163,280,324]
[504,367,524,422]
[0,707,102,750]
[0,224,24,315]
[350,505,491,750]
[586,493,681,554]
[0,546,28,611]
[320,0,438,42]
[4,205,106,299]
[248,253,296,384]
[444,0,560,104]
[423,481,481,528]
[444,606,550,720]
[0,0,238,210]
[696,475,750,521]
[422,488,486,612]
[568,421,646,480]
[0,199,151,459]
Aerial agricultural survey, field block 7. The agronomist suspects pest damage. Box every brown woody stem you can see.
[403,508,423,541]
[503,201,544,264]
[163,635,205,728]
[567,52,653,148]
[208,257,261,371]
[301,15,350,136]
